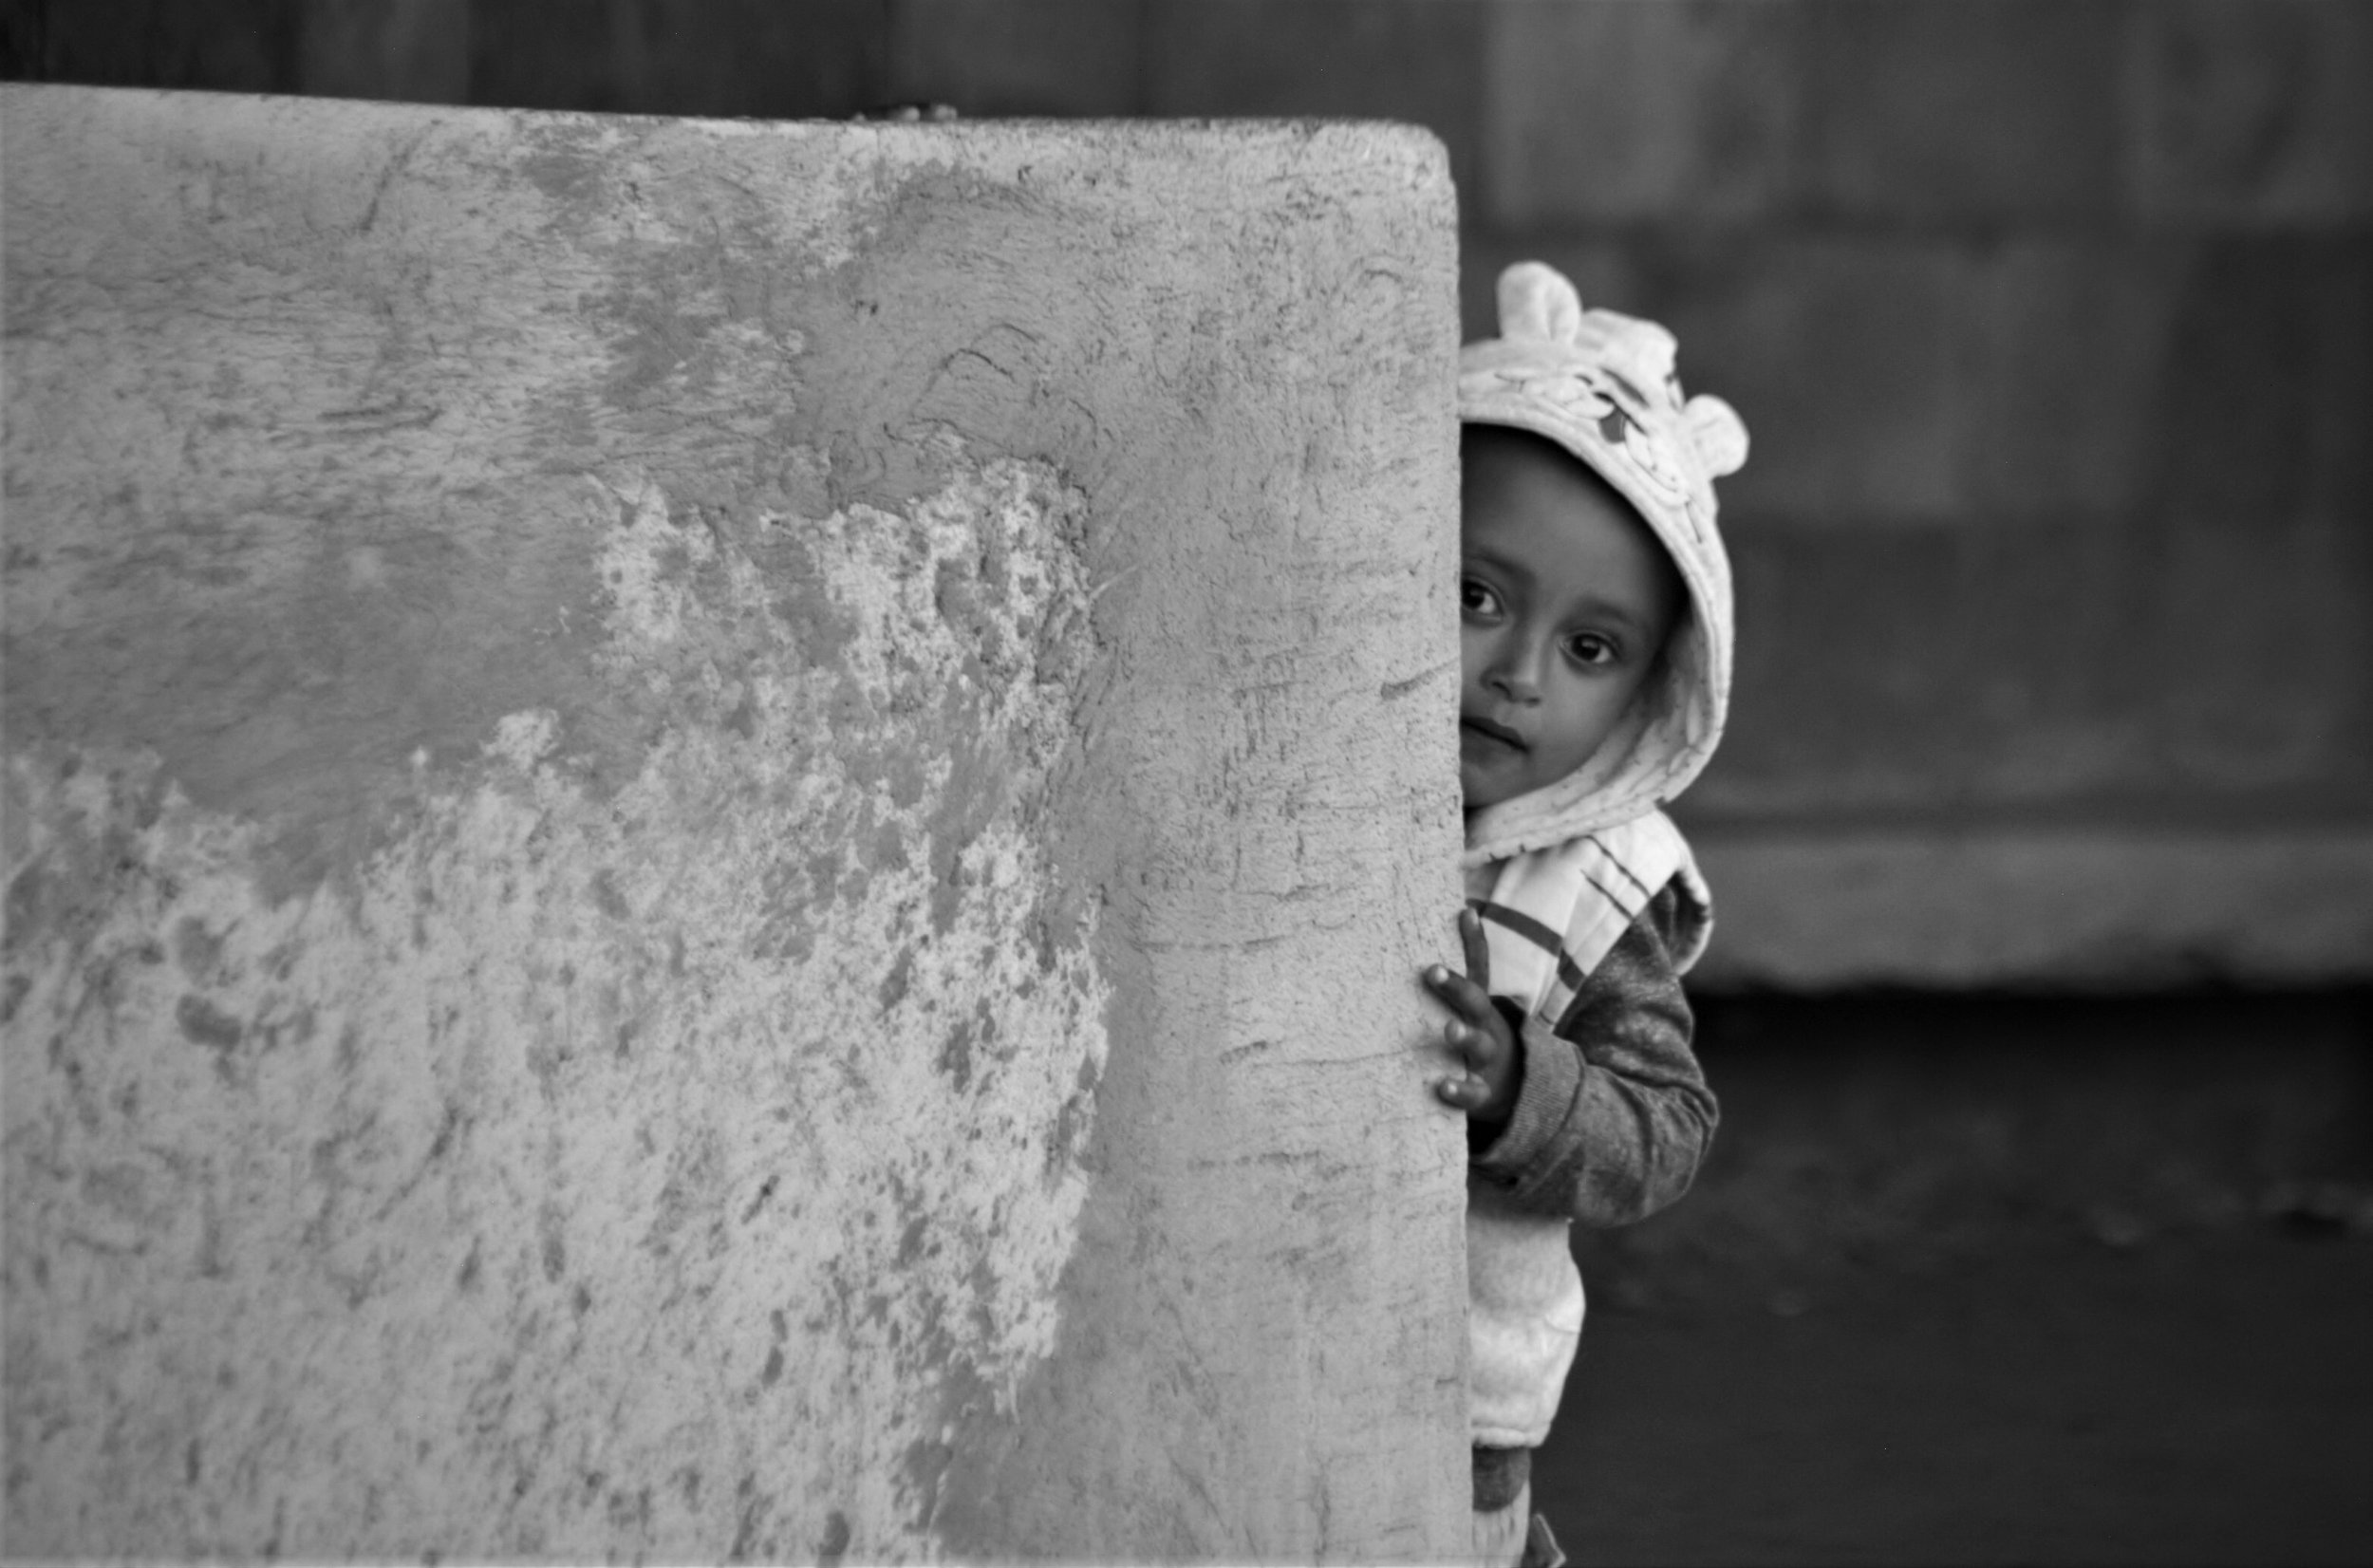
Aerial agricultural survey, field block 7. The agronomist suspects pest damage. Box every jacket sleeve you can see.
[1468,881,1718,1226]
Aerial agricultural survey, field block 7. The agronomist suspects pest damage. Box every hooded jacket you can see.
[1458,263,1746,1449]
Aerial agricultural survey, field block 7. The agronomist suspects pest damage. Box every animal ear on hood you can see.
[1497,260,1583,345]
[1687,395,1748,478]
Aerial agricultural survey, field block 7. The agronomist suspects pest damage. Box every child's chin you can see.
[1460,761,1518,812]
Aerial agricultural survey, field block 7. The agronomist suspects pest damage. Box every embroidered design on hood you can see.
[1458,262,1747,868]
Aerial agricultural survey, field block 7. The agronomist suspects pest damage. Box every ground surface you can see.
[1522,992,2373,1566]
[1534,1204,2373,1565]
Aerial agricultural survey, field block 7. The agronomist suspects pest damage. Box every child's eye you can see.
[1564,632,1620,667]
[1459,578,1503,620]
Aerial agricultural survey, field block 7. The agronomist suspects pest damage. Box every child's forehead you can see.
[1461,422,1637,525]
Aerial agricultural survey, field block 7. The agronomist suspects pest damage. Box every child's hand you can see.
[1425,908,1520,1128]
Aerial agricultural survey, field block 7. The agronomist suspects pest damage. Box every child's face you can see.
[1459,427,1683,812]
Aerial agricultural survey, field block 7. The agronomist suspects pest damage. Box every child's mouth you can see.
[1461,717,1527,755]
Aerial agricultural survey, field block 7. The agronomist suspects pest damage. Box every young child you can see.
[1422,262,1747,1568]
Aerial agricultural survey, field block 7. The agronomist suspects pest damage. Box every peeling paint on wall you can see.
[3,85,1466,1562]
[6,450,1107,1559]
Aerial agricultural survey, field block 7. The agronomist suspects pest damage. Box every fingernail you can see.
[1426,964,1447,983]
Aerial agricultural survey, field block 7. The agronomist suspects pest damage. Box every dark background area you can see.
[7,3,2369,1561]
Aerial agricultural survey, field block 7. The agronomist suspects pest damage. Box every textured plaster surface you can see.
[2,86,1466,1561]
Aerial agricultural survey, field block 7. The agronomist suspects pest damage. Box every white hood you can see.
[1457,263,1747,868]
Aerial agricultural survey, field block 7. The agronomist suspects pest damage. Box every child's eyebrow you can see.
[1548,585,1658,642]
[1565,597,1651,637]
[1463,544,1534,588]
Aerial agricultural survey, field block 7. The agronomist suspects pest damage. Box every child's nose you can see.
[1486,641,1544,701]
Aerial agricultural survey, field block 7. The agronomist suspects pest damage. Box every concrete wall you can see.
[1459,0,2373,989]
[22,0,2363,988]
[1,85,1467,1561]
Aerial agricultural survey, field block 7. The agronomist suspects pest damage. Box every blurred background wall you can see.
[9,0,2370,1270]
[8,0,2369,992]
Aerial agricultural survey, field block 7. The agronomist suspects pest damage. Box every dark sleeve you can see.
[1468,881,1719,1227]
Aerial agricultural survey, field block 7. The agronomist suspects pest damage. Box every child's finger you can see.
[1423,963,1497,1026]
[1460,907,1492,995]
[1442,1017,1504,1073]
